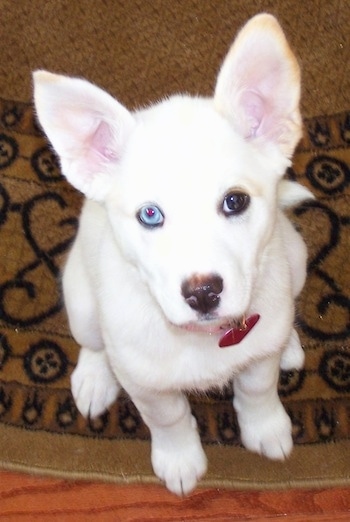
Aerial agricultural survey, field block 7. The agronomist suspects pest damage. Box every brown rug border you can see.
[1,424,349,490]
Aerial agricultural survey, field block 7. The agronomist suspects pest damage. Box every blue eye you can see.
[137,204,164,228]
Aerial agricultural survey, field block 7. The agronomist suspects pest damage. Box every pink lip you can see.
[182,321,230,335]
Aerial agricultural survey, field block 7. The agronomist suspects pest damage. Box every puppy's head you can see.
[33,14,310,331]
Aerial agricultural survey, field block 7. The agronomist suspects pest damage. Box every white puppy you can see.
[34,14,313,495]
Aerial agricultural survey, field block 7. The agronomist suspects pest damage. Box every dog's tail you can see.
[278,180,314,208]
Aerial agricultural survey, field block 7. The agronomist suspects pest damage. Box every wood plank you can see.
[0,471,349,521]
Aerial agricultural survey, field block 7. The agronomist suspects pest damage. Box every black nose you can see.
[181,274,223,314]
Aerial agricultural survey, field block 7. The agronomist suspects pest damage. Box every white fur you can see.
[33,14,313,496]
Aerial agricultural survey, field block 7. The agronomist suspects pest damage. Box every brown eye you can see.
[222,191,250,216]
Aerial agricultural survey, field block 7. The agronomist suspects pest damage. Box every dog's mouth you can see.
[181,314,260,347]
[182,317,241,335]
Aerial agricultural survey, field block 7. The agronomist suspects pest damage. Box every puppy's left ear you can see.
[33,71,135,201]
[214,14,301,158]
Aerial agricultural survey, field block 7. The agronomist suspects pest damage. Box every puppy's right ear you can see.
[33,71,135,201]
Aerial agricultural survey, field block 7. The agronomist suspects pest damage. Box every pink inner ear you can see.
[91,121,119,161]
[240,90,266,137]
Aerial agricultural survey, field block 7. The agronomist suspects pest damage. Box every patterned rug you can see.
[0,98,349,488]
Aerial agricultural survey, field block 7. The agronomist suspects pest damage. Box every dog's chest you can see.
[102,310,292,393]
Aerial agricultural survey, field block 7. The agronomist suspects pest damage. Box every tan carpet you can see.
[0,0,349,489]
[1,0,349,116]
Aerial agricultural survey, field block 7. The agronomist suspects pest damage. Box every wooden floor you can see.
[0,471,349,521]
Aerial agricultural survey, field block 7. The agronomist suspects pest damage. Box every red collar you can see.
[219,314,260,348]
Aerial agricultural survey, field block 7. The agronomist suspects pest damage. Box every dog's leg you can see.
[280,328,305,370]
[127,389,207,496]
[64,242,120,418]
[233,355,293,460]
[71,347,120,419]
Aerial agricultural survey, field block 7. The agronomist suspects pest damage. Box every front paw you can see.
[151,420,207,496]
[239,405,293,460]
[71,347,120,418]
